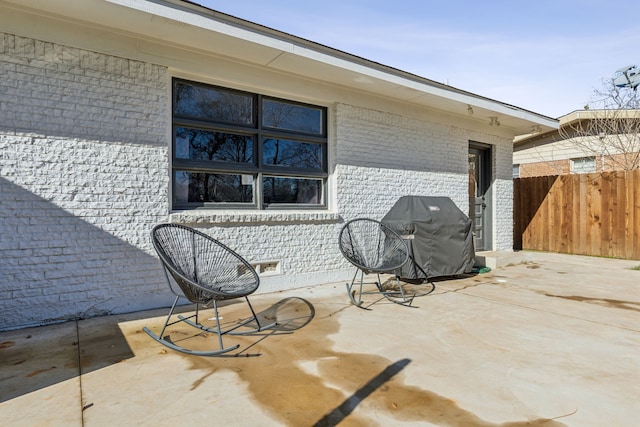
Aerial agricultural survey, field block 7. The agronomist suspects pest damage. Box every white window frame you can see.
[570,157,596,174]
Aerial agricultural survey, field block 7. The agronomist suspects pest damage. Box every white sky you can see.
[193,0,640,119]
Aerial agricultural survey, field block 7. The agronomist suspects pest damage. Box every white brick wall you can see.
[0,33,170,330]
[333,103,515,251]
[0,32,514,331]
[167,213,348,292]
[493,137,516,250]
[335,103,470,220]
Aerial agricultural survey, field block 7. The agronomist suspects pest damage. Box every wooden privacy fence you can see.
[514,170,640,260]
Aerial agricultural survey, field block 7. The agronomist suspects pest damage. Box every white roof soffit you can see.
[4,0,558,133]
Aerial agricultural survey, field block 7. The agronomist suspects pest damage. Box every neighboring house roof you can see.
[514,109,640,175]
[514,109,640,150]
[2,0,558,135]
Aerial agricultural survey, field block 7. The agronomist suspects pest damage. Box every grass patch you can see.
[630,264,640,271]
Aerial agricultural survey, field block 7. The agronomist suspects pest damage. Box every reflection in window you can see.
[175,127,253,164]
[262,99,323,135]
[263,138,322,170]
[263,177,322,205]
[174,171,253,204]
[174,81,253,126]
[172,78,327,209]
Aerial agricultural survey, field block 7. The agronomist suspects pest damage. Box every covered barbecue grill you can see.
[382,196,475,280]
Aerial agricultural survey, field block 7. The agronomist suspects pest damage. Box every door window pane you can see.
[262,99,323,135]
[175,127,253,164]
[174,81,254,126]
[262,138,323,170]
[175,171,254,204]
[262,176,322,205]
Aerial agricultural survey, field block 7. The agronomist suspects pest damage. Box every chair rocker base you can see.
[142,327,240,356]
[144,295,276,356]
[346,270,414,308]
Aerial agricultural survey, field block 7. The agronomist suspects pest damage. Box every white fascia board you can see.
[106,0,297,53]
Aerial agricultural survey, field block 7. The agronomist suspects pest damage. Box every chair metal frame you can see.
[338,218,412,308]
[143,223,275,356]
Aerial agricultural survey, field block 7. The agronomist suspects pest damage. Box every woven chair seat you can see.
[143,223,274,356]
[338,218,412,308]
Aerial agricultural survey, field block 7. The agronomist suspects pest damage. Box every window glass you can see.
[172,79,327,209]
[262,99,323,135]
[570,157,596,174]
[174,81,254,126]
[262,138,323,170]
[174,171,254,204]
[175,127,253,164]
[262,177,322,205]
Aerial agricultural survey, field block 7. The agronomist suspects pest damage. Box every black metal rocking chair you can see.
[338,218,412,307]
[143,223,275,356]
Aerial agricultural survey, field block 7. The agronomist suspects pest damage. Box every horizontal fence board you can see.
[514,170,640,260]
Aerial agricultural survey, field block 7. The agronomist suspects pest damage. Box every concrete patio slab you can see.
[0,321,82,426]
[1,252,639,426]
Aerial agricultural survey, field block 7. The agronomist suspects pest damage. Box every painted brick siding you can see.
[335,103,469,219]
[167,216,347,294]
[0,33,170,330]
[334,104,513,250]
[493,137,515,251]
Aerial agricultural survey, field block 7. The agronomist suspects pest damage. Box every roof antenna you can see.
[613,65,640,91]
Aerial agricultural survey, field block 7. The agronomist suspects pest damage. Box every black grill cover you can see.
[382,196,475,279]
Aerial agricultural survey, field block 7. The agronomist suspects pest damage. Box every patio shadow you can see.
[313,358,411,426]
[0,314,135,403]
[0,176,170,331]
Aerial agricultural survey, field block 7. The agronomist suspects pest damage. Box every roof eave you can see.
[3,0,559,134]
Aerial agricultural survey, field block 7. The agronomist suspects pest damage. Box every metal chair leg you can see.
[143,295,278,356]
[345,269,414,308]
